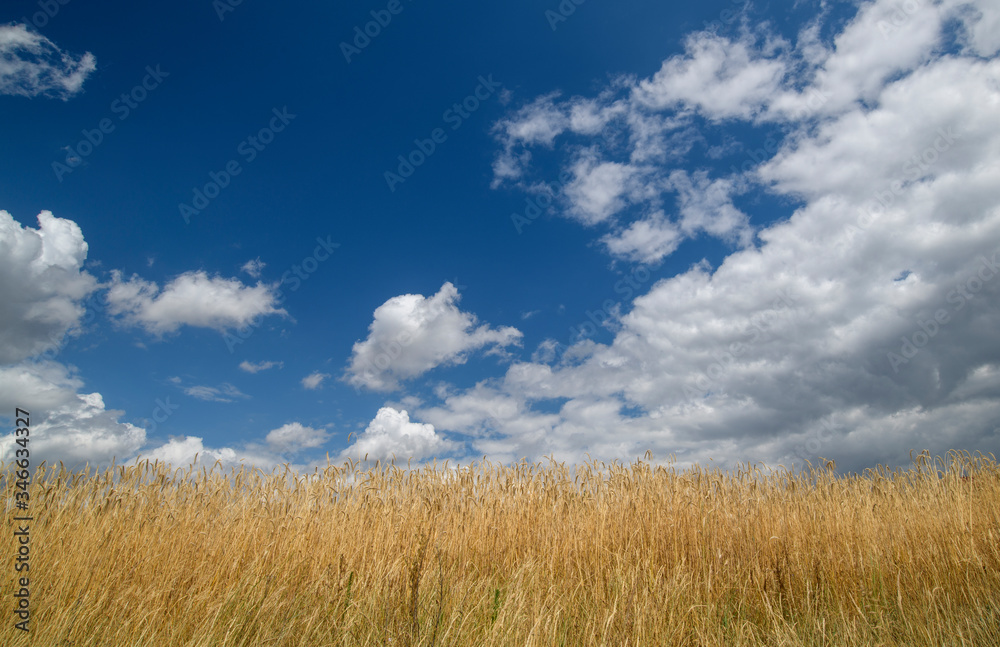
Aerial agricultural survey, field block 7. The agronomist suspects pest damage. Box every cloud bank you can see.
[407,0,1000,472]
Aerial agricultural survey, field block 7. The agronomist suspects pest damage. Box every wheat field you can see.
[1,450,998,646]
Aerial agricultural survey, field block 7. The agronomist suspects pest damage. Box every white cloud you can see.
[0,211,149,470]
[956,0,1000,57]
[0,211,308,473]
[564,153,640,225]
[796,0,945,117]
[239,360,283,373]
[459,0,1000,472]
[141,436,244,470]
[0,361,145,469]
[0,24,96,99]
[491,92,628,186]
[106,270,286,336]
[495,92,569,147]
[668,170,752,244]
[0,210,98,364]
[633,31,787,120]
[265,422,330,451]
[419,383,525,436]
[346,282,522,392]
[489,0,1000,264]
[340,407,458,462]
[140,421,335,471]
[301,372,330,390]
[183,383,248,403]
[241,258,265,278]
[601,211,682,264]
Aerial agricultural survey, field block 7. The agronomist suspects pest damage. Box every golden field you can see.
[2,450,998,646]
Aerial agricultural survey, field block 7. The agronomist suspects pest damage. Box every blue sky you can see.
[1,0,999,473]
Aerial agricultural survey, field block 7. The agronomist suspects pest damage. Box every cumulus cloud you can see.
[340,407,458,462]
[956,1,1000,57]
[345,282,522,392]
[633,30,787,120]
[141,436,245,470]
[563,153,641,225]
[265,422,330,452]
[0,210,149,470]
[790,0,945,117]
[106,270,286,336]
[0,210,303,473]
[239,360,283,373]
[491,92,628,185]
[495,92,570,148]
[668,170,752,244]
[0,362,145,469]
[601,211,682,264]
[0,210,98,364]
[301,372,330,390]
[451,0,1000,472]
[490,32,774,257]
[490,0,1000,267]
[139,421,334,471]
[0,24,96,99]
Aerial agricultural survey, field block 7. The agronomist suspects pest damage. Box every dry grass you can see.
[2,449,998,646]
